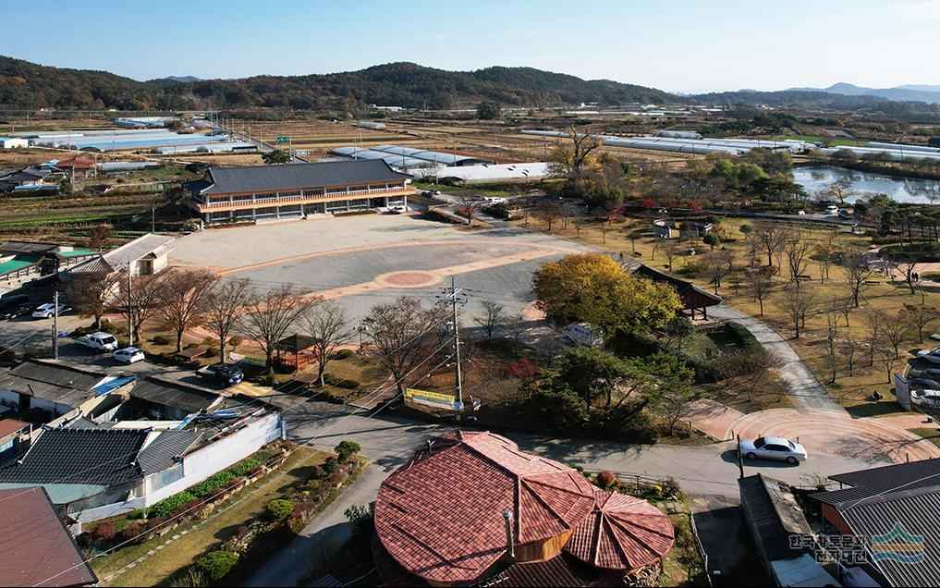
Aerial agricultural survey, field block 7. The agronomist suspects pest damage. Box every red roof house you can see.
[373,431,674,586]
[565,490,675,571]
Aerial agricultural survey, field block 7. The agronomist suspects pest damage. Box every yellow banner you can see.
[405,388,460,409]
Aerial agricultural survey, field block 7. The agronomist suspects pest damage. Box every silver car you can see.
[739,436,808,465]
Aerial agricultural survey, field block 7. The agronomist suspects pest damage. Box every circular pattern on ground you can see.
[374,270,442,289]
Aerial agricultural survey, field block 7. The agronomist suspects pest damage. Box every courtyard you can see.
[171,213,594,322]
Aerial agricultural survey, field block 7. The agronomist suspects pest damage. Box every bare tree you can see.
[204,278,252,364]
[303,298,354,386]
[814,231,838,283]
[702,249,732,294]
[842,333,861,377]
[745,266,773,316]
[238,284,315,371]
[366,297,449,395]
[842,246,875,307]
[827,179,852,206]
[547,125,603,188]
[473,300,507,340]
[880,348,898,384]
[754,223,788,267]
[66,272,120,330]
[456,194,483,227]
[881,312,908,359]
[865,310,884,368]
[824,310,839,384]
[894,255,919,295]
[784,230,813,284]
[156,269,218,353]
[781,284,816,339]
[903,303,939,342]
[744,232,761,268]
[534,202,563,232]
[110,271,168,344]
[662,240,680,270]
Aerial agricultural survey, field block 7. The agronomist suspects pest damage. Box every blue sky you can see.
[1,0,938,92]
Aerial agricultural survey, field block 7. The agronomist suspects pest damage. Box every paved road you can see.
[710,304,846,414]
[245,399,875,587]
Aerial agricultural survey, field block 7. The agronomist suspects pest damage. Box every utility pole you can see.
[127,265,134,347]
[53,291,59,360]
[444,276,465,414]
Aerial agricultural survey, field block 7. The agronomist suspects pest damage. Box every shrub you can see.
[148,491,196,519]
[335,441,361,463]
[118,521,145,543]
[92,522,116,541]
[196,550,239,582]
[321,457,339,475]
[265,499,294,522]
[151,334,170,346]
[332,349,355,360]
[324,374,359,389]
[596,471,618,489]
[228,457,263,477]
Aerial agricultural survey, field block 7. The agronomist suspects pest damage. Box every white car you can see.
[739,436,808,465]
[77,332,119,352]
[917,349,940,365]
[32,302,71,319]
[825,205,840,216]
[112,347,145,364]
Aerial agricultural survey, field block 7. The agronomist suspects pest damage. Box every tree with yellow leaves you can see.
[533,253,682,338]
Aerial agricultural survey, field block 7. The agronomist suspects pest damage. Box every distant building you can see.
[0,137,28,149]
[187,160,413,224]
[0,241,97,286]
[0,166,53,192]
[66,233,174,279]
[655,130,702,140]
[631,263,722,319]
[652,219,712,240]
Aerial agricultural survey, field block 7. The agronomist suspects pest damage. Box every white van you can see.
[562,323,603,347]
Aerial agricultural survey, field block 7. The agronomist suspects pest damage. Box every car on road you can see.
[0,294,29,317]
[739,436,808,465]
[825,205,840,216]
[76,332,119,352]
[31,302,71,319]
[0,303,34,320]
[196,363,244,387]
[112,346,145,364]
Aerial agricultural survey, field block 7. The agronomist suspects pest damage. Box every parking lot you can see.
[172,213,595,322]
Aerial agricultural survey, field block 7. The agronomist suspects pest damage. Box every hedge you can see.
[197,551,239,582]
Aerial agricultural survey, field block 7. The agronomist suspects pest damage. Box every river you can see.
[793,165,940,205]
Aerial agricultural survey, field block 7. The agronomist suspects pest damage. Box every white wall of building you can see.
[76,411,284,522]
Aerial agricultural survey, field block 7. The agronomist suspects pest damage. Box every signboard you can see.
[275,135,290,144]
[405,388,463,412]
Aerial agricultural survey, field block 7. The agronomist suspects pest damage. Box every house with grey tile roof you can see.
[187,160,413,224]
[67,233,173,278]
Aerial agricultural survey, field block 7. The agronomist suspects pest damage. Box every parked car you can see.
[909,367,940,379]
[112,346,145,364]
[196,363,244,387]
[0,303,33,320]
[76,332,119,352]
[0,294,29,315]
[917,348,940,365]
[562,323,604,347]
[31,302,71,319]
[739,436,808,465]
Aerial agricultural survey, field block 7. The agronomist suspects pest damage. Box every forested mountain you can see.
[0,57,677,110]
[788,82,940,104]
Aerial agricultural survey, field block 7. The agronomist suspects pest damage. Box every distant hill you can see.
[787,82,940,104]
[0,56,678,110]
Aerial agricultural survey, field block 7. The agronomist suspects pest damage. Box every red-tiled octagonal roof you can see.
[375,431,596,585]
[565,489,675,571]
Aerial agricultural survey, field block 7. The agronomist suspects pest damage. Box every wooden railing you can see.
[194,186,413,212]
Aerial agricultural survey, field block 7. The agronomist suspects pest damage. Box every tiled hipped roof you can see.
[565,490,675,570]
[375,431,596,585]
